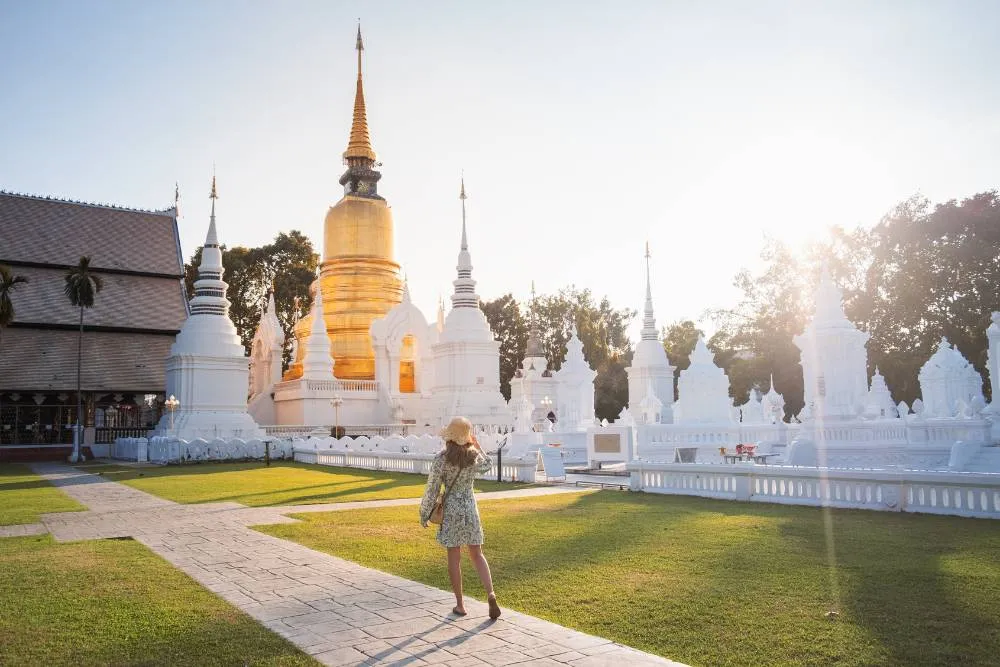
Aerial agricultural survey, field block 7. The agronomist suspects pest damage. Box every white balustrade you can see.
[301,441,536,483]
[628,460,1000,519]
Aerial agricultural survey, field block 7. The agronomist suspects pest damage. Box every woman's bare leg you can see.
[467,544,495,598]
[447,547,464,612]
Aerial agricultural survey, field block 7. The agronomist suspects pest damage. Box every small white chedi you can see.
[918,338,987,419]
[152,177,263,440]
[625,244,674,422]
[673,336,734,425]
[793,265,870,421]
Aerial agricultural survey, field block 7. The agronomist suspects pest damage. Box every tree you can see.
[185,231,319,365]
[662,320,703,400]
[480,294,527,400]
[64,256,104,462]
[0,265,28,355]
[850,192,1000,403]
[529,287,635,421]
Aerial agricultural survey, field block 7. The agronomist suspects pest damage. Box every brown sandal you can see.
[452,607,467,617]
[488,595,501,620]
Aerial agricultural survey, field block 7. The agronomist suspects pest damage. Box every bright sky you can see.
[2,1,998,340]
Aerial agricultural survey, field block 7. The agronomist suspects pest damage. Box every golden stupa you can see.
[286,27,403,381]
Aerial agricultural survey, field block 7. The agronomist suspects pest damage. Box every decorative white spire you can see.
[401,273,411,303]
[258,290,283,346]
[525,281,545,359]
[301,287,334,379]
[205,171,219,247]
[189,174,228,317]
[641,242,658,341]
[450,177,479,309]
[437,295,445,331]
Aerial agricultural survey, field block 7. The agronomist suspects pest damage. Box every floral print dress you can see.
[419,449,494,547]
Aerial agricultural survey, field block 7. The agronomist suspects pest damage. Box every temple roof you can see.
[7,265,186,331]
[0,328,172,392]
[0,192,183,276]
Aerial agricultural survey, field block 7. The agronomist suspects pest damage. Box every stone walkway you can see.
[20,464,684,667]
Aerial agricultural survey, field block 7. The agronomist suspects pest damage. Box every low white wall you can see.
[114,436,293,464]
[295,444,538,483]
[627,460,1000,519]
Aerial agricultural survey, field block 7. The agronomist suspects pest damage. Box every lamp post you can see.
[331,393,344,438]
[165,395,179,432]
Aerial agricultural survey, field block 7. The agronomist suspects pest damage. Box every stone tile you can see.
[366,617,444,639]
[0,523,48,537]
[375,605,438,622]
[313,646,369,666]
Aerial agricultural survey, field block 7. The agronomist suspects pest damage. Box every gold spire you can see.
[343,24,377,162]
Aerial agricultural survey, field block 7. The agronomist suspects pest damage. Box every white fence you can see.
[295,447,538,483]
[627,460,1000,519]
[113,436,293,464]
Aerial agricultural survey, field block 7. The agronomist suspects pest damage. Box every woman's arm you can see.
[472,440,494,474]
[419,453,445,527]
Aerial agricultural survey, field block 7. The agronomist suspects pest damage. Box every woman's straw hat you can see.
[440,416,475,446]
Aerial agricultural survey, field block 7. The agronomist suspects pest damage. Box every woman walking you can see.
[420,416,501,620]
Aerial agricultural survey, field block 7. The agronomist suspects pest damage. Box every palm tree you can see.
[0,264,29,355]
[64,256,103,463]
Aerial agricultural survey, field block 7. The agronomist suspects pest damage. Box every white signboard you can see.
[537,445,566,480]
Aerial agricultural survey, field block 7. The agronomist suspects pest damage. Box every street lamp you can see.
[331,393,344,438]
[165,395,179,432]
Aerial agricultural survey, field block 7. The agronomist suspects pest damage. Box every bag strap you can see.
[438,462,464,505]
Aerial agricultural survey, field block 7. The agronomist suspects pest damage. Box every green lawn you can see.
[83,461,526,507]
[259,491,1000,667]
[0,464,84,525]
[0,534,316,666]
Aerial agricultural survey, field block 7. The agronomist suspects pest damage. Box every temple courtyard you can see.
[1,462,998,666]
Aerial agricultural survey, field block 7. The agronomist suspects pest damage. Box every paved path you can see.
[22,463,685,667]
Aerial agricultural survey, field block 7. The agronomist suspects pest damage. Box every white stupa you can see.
[154,176,263,440]
[553,325,597,431]
[509,283,561,426]
[918,338,985,419]
[863,367,898,420]
[761,375,786,424]
[987,312,1000,442]
[793,266,869,421]
[430,179,509,426]
[674,335,733,424]
[626,243,674,423]
[247,291,285,423]
[300,281,335,380]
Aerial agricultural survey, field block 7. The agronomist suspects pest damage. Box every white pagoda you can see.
[153,177,263,440]
[625,244,674,423]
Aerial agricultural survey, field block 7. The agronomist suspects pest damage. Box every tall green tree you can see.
[850,192,1000,402]
[529,287,635,421]
[64,256,103,461]
[480,294,528,400]
[0,265,28,355]
[662,320,703,399]
[185,231,318,364]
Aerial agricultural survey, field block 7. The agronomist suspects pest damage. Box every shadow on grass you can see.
[777,509,1000,666]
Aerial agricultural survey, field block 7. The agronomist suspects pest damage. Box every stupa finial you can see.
[343,23,376,162]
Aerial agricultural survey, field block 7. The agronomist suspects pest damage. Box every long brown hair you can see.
[444,440,478,467]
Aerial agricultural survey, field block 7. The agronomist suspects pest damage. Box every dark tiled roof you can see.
[0,192,182,276]
[7,266,186,330]
[0,328,173,392]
